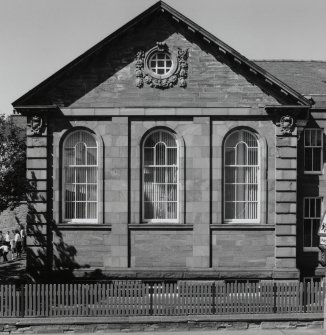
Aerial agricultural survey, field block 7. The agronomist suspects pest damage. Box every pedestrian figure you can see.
[4,231,10,247]
[20,225,26,254]
[10,231,15,260]
[0,245,9,262]
[0,231,3,246]
[14,230,22,258]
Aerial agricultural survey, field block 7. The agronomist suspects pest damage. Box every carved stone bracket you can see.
[28,115,45,135]
[276,115,296,135]
[135,51,145,88]
[135,43,189,89]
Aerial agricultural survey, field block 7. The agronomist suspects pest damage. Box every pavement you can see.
[30,330,326,335]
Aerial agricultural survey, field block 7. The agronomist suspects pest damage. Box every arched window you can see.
[143,130,179,222]
[63,130,98,223]
[224,129,260,223]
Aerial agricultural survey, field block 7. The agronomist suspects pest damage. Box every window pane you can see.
[304,129,323,172]
[236,202,246,219]
[224,130,259,221]
[313,148,321,171]
[76,143,86,165]
[236,143,247,165]
[76,167,87,183]
[76,202,86,219]
[155,167,165,183]
[248,148,258,165]
[65,148,75,165]
[87,148,97,165]
[65,168,75,184]
[317,130,322,146]
[304,198,310,217]
[87,203,97,219]
[155,143,166,165]
[225,167,236,183]
[225,202,235,220]
[304,220,312,247]
[236,167,246,183]
[311,130,317,146]
[305,148,313,171]
[155,202,166,219]
[64,131,98,221]
[143,130,178,221]
[65,184,75,202]
[316,198,321,215]
[76,185,86,201]
[303,198,322,248]
[65,202,74,219]
[167,202,177,219]
[305,130,311,146]
[144,202,154,219]
[167,148,177,165]
[167,167,177,183]
[167,185,177,201]
[225,184,235,202]
[144,167,154,183]
[225,147,235,165]
[236,184,246,201]
[87,167,97,183]
[87,185,97,201]
[310,199,316,217]
[144,148,154,165]
[313,219,320,247]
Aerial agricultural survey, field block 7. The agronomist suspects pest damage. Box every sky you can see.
[0,0,326,116]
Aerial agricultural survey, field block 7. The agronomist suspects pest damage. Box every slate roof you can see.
[256,61,326,100]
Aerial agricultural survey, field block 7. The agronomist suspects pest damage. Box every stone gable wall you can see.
[25,15,278,108]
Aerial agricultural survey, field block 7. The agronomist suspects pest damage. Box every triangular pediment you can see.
[12,1,312,109]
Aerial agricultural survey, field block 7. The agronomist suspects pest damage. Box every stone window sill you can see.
[129,223,193,230]
[210,224,275,230]
[57,223,112,230]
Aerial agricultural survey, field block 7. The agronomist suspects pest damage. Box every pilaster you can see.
[104,117,128,268]
[186,117,210,268]
[274,116,299,278]
[26,113,49,274]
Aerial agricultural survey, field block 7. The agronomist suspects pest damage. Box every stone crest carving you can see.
[135,43,189,89]
[276,115,295,135]
[29,115,44,135]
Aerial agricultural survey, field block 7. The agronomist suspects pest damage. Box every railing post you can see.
[211,282,216,314]
[149,283,153,316]
[273,283,277,313]
[303,281,307,313]
[20,284,25,318]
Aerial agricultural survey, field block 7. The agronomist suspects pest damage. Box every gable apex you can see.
[13,1,312,107]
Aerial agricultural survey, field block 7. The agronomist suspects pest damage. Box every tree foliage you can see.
[0,114,27,212]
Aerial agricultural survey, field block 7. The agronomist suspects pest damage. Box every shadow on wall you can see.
[25,172,109,282]
[26,171,77,282]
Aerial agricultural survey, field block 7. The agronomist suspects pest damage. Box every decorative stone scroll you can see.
[276,115,295,135]
[28,115,45,135]
[135,42,189,89]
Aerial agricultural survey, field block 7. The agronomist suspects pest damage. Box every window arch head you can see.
[224,129,260,223]
[142,129,179,222]
[63,130,98,222]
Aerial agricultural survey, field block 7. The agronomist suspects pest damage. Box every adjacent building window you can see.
[143,130,178,222]
[303,197,322,250]
[304,128,323,173]
[63,130,98,223]
[224,129,260,223]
